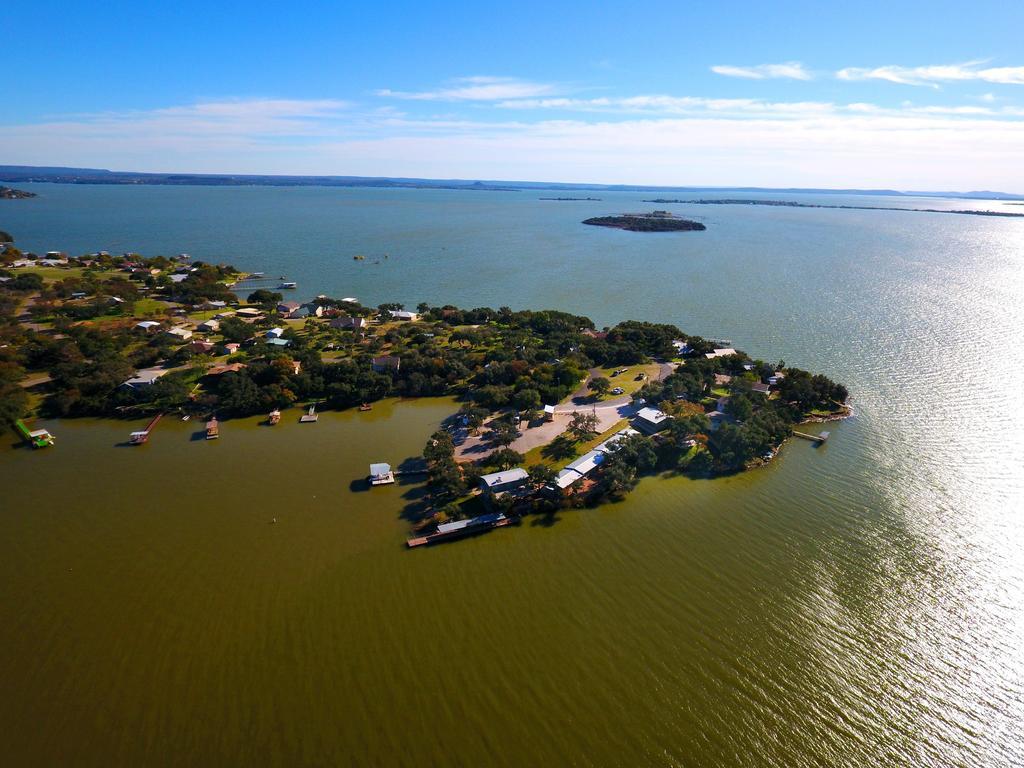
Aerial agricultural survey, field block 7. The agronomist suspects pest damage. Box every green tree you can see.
[512,388,541,416]
[527,463,557,488]
[567,411,598,441]
[486,448,525,471]
[486,419,519,448]
[247,289,283,307]
[589,376,611,398]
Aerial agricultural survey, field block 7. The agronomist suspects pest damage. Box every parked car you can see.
[611,387,624,395]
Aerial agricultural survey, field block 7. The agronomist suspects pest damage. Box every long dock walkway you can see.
[793,430,830,444]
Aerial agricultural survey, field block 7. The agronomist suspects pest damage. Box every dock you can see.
[205,417,219,439]
[793,430,829,444]
[299,404,319,422]
[407,512,511,548]
[129,412,163,444]
[369,462,396,486]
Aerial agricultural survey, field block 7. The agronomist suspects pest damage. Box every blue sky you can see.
[4,0,1024,189]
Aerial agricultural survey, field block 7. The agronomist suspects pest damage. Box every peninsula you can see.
[0,186,36,199]
[1,235,846,542]
[642,198,1024,218]
[583,211,706,232]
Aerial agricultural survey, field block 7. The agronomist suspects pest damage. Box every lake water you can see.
[2,184,1023,766]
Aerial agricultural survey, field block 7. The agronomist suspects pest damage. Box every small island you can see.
[583,211,706,232]
[2,233,847,547]
[0,186,37,199]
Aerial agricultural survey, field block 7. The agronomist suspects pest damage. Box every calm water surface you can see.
[1,185,1023,766]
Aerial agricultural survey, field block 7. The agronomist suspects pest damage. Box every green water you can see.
[2,185,1023,766]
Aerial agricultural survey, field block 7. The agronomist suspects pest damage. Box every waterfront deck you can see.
[407,513,511,548]
[793,430,829,444]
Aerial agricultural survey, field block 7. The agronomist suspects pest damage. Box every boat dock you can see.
[407,512,511,548]
[793,430,830,444]
[205,417,219,439]
[129,412,163,444]
[299,404,319,422]
[369,462,396,486]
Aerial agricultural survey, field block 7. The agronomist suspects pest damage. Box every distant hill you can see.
[0,165,1020,199]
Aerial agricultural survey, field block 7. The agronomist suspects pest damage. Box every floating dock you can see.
[15,419,55,448]
[129,412,163,444]
[205,417,219,439]
[299,404,319,423]
[268,409,281,425]
[407,512,511,548]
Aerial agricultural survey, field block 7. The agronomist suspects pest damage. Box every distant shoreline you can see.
[643,198,1024,218]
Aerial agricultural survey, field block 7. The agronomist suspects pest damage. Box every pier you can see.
[793,430,829,444]
[129,413,163,444]
[407,512,511,548]
[15,419,55,448]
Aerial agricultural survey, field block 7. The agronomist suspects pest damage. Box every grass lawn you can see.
[590,362,660,400]
[16,266,87,283]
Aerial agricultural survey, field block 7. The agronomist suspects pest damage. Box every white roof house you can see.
[197,319,220,332]
[478,468,529,494]
[166,327,193,340]
[594,427,641,453]
[565,450,605,476]
[634,407,670,433]
[554,468,584,489]
[123,368,170,388]
[266,327,285,339]
[135,320,161,331]
[390,310,419,322]
[705,348,738,359]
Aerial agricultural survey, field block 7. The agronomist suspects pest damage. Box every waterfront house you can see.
[198,300,228,310]
[553,468,584,491]
[479,468,529,496]
[768,372,786,386]
[565,450,605,477]
[236,307,262,318]
[371,355,401,373]
[389,310,419,322]
[751,382,770,396]
[705,348,737,359]
[634,406,670,434]
[594,427,641,454]
[277,301,301,316]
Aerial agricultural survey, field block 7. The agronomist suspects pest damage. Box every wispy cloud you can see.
[837,61,1024,87]
[376,76,559,101]
[711,62,812,80]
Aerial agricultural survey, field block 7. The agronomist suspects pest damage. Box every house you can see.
[705,348,738,359]
[215,310,236,319]
[198,300,227,310]
[122,367,170,388]
[543,404,556,422]
[223,342,241,355]
[714,374,733,386]
[169,273,189,283]
[594,427,640,454]
[565,450,605,477]
[581,328,608,340]
[716,396,731,413]
[166,327,193,341]
[205,362,247,377]
[266,327,285,339]
[197,319,220,333]
[301,302,325,318]
[768,372,786,386]
[478,468,529,496]
[553,469,584,491]
[751,382,770,396]
[706,410,727,431]
[236,307,263,318]
[672,339,692,355]
[277,301,301,316]
[330,316,367,331]
[135,320,161,333]
[371,355,401,373]
[189,340,216,354]
[369,463,396,486]
[389,310,419,322]
[266,338,291,348]
[70,291,88,300]
[634,406,670,434]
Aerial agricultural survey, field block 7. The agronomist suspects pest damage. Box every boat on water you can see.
[359,403,372,411]
[278,281,297,289]
[181,413,191,421]
[353,255,365,261]
[14,419,55,449]
[251,271,265,278]
[268,409,281,425]
[299,404,319,423]
[205,417,219,439]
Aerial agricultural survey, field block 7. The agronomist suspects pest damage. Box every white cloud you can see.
[837,61,1024,87]
[711,62,812,80]
[4,96,1024,189]
[376,76,559,101]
